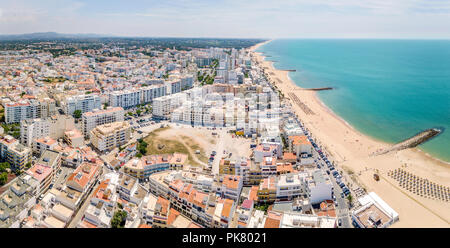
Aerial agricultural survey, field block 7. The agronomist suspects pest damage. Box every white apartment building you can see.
[109,90,142,109]
[20,118,50,147]
[90,121,131,152]
[4,100,40,124]
[180,75,194,90]
[276,173,305,202]
[152,92,186,119]
[307,170,333,204]
[141,84,166,104]
[81,107,124,136]
[165,80,182,95]
[64,94,102,116]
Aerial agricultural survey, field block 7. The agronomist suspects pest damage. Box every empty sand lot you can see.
[141,123,253,171]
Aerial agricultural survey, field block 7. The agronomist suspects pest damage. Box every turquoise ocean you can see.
[257,39,450,162]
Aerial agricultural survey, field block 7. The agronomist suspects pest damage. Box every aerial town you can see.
[0,38,401,229]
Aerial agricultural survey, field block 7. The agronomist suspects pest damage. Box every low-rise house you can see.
[351,192,399,228]
[217,175,242,202]
[33,136,57,155]
[63,129,85,148]
[280,211,336,228]
[0,174,39,227]
[288,135,312,158]
[123,153,187,180]
[257,177,277,204]
[26,163,53,196]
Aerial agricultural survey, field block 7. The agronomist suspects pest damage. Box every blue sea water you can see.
[257,39,450,162]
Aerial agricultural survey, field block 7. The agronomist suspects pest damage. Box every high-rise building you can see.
[20,118,50,147]
[81,107,124,136]
[90,121,131,152]
[4,100,40,124]
[152,92,186,119]
[64,94,102,116]
[109,90,142,109]
[165,80,182,95]
[38,97,57,118]
[141,84,166,104]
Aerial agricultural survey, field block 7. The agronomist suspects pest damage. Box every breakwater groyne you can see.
[375,128,442,155]
[300,87,334,91]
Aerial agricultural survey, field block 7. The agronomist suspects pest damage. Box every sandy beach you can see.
[250,41,450,227]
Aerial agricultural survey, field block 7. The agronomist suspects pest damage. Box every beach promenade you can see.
[250,41,450,227]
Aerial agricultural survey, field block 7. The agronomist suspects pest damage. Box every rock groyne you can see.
[375,128,442,155]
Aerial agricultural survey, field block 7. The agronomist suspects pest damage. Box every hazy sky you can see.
[1,0,450,39]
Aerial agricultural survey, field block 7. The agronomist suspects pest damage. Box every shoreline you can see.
[252,41,449,166]
[250,40,450,227]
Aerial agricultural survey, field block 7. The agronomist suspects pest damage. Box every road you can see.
[211,130,226,175]
[298,118,353,228]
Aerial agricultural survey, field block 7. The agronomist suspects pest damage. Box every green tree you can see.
[0,162,10,173]
[138,140,148,155]
[0,172,7,185]
[25,162,32,169]
[73,110,82,119]
[111,210,127,228]
[11,131,20,139]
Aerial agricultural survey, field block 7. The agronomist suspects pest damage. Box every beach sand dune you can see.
[250,41,450,227]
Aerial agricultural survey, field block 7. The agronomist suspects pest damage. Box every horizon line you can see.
[1,32,450,41]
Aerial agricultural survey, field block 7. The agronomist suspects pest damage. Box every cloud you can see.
[0,0,449,38]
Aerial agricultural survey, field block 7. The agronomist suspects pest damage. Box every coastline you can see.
[250,40,450,227]
[251,40,449,165]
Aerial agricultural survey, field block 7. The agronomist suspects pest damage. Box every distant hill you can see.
[0,32,113,40]
[0,32,266,50]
